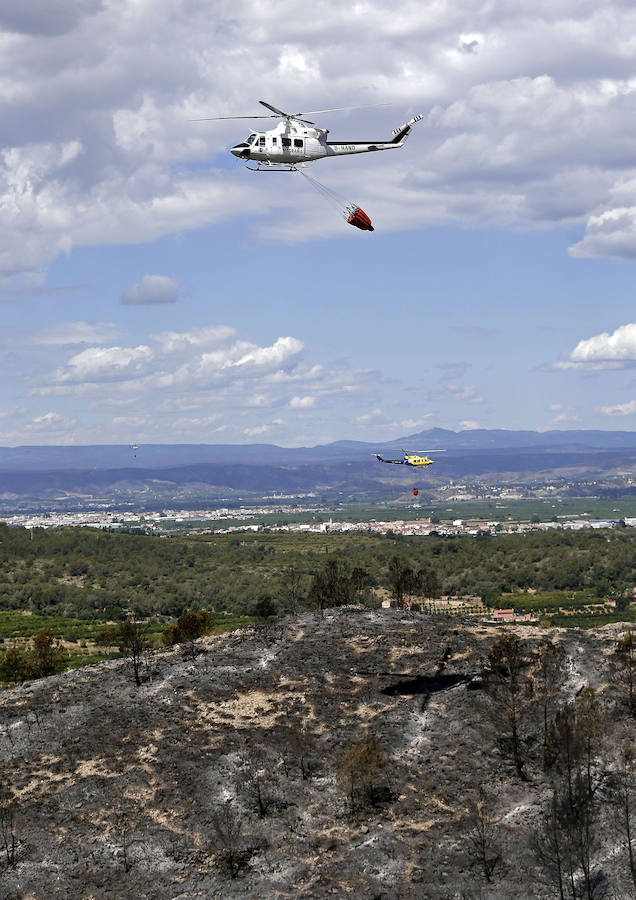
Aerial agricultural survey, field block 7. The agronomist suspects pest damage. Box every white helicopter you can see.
[193,100,423,172]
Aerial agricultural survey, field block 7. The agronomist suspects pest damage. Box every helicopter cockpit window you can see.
[247,134,256,145]
[293,139,303,148]
[281,137,291,147]
[258,136,265,146]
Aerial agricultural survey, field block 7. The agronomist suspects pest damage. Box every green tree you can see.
[349,566,373,603]
[0,646,29,683]
[30,627,65,678]
[249,596,277,620]
[308,559,351,617]
[416,566,439,600]
[162,608,212,658]
[387,556,419,606]
[335,734,387,814]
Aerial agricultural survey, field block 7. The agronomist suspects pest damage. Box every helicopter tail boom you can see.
[390,113,424,145]
[325,113,423,157]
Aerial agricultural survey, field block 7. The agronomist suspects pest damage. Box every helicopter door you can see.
[293,138,304,156]
[269,135,284,161]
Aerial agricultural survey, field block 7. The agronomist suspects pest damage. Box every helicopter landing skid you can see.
[245,161,314,172]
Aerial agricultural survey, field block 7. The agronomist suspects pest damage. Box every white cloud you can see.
[243,424,272,437]
[446,383,485,403]
[26,323,374,443]
[246,393,274,408]
[460,420,481,430]
[289,395,316,409]
[569,206,636,260]
[151,325,236,353]
[53,345,153,383]
[24,412,77,433]
[4,1,636,284]
[557,323,636,370]
[234,337,304,369]
[27,321,119,345]
[121,274,181,305]
[400,416,433,431]
[596,399,636,416]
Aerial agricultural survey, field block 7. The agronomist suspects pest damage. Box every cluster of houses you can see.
[380,595,537,622]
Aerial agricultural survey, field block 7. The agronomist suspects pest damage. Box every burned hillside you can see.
[0,609,634,899]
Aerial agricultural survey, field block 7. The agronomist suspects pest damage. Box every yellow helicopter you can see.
[374,449,446,468]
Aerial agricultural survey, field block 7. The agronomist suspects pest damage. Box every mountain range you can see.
[3,428,636,510]
[4,427,636,471]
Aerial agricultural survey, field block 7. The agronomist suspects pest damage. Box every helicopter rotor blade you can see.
[298,102,391,116]
[191,102,391,124]
[259,100,290,117]
[189,114,279,121]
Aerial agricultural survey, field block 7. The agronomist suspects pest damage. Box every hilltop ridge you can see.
[0,609,633,898]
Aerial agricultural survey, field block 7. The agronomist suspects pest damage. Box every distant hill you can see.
[2,430,636,510]
[3,428,636,471]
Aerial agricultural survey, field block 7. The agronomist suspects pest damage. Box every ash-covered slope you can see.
[0,611,632,899]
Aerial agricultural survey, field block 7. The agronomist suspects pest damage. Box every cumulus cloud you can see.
[596,399,636,416]
[289,395,316,409]
[569,179,636,260]
[53,345,154,383]
[24,323,377,442]
[121,275,181,305]
[3,1,636,284]
[24,412,77,432]
[569,207,636,260]
[233,337,304,370]
[557,323,636,370]
[243,424,272,437]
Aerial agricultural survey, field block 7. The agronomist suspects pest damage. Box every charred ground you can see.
[0,609,634,899]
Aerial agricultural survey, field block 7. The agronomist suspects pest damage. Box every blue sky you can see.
[3,1,636,446]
